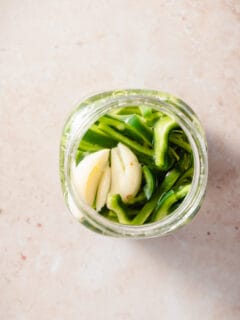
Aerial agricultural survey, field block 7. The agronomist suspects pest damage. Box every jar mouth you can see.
[63,89,208,238]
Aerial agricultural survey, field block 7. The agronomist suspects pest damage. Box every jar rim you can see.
[61,89,208,238]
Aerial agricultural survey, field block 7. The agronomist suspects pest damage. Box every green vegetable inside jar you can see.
[60,89,208,238]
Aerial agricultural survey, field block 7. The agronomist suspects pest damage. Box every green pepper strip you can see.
[139,105,152,118]
[174,167,194,187]
[113,106,141,115]
[98,115,125,131]
[144,112,163,126]
[131,168,181,225]
[126,208,139,217]
[104,210,119,222]
[124,115,153,145]
[105,204,139,219]
[154,116,179,169]
[98,124,154,157]
[143,166,156,200]
[153,184,191,221]
[169,147,180,161]
[169,133,192,153]
[99,114,152,146]
[78,140,103,152]
[125,191,146,206]
[107,194,130,224]
[177,151,193,171]
[76,150,88,165]
[82,124,116,148]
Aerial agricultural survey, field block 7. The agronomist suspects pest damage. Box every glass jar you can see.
[59,89,208,238]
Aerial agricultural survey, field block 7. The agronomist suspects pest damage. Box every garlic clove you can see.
[110,143,142,203]
[72,149,110,206]
[96,165,111,211]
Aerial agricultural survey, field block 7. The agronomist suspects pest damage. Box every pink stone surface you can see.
[0,1,240,319]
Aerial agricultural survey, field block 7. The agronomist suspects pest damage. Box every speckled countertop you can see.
[0,1,240,319]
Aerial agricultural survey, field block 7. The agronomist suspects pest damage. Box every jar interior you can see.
[61,91,208,238]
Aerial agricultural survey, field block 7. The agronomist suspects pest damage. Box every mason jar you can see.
[59,89,208,238]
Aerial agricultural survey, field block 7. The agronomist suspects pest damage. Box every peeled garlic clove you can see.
[110,143,142,203]
[117,143,142,202]
[110,146,125,195]
[96,165,111,211]
[72,149,110,206]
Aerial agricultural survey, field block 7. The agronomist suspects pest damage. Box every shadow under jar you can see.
[60,89,208,238]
